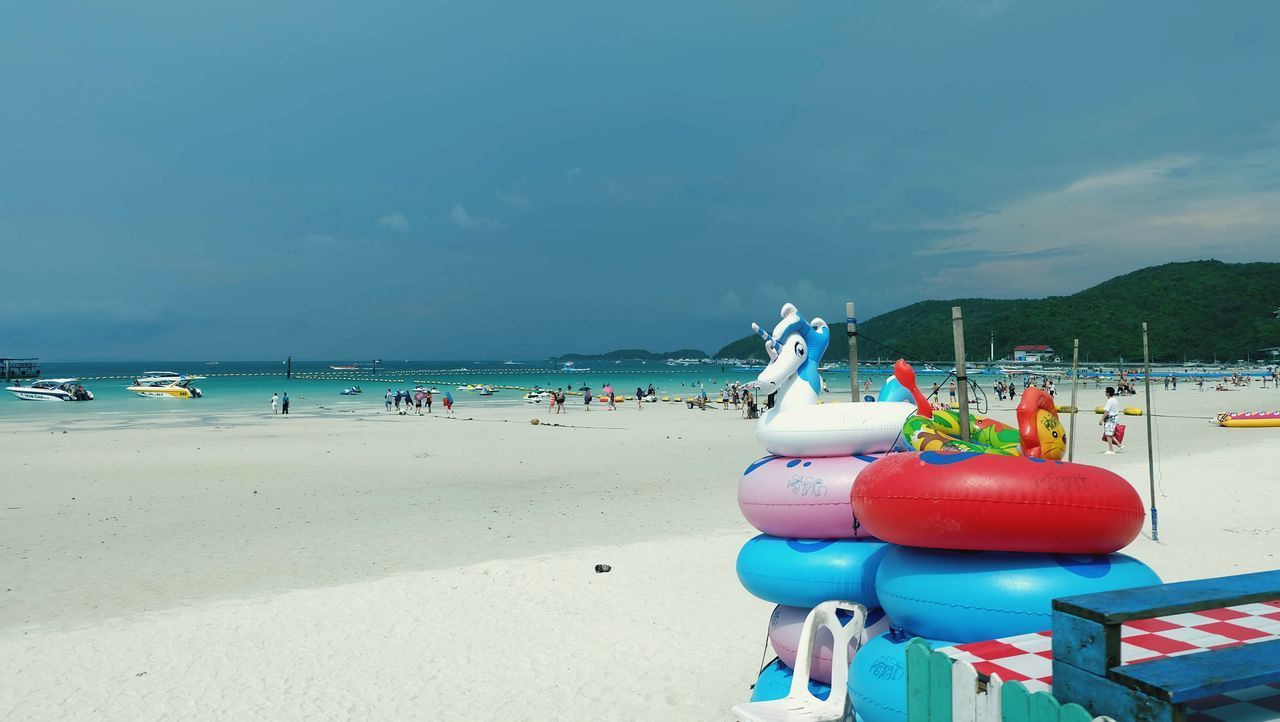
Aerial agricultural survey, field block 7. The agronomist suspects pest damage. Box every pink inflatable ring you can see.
[738,454,882,538]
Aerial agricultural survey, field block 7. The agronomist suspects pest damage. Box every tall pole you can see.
[952,306,971,442]
[847,302,859,402]
[1068,339,1080,462]
[1142,323,1158,541]
[286,355,292,380]
[990,331,994,363]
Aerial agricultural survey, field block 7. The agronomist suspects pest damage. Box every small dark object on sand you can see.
[594,564,612,573]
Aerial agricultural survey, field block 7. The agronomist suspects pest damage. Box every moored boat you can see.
[126,372,204,398]
[5,378,94,401]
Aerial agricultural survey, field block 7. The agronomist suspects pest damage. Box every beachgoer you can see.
[385,388,393,411]
[583,386,591,411]
[271,392,279,415]
[425,390,433,413]
[607,386,616,411]
[281,391,290,415]
[948,382,957,406]
[556,388,566,413]
[637,387,645,410]
[1099,387,1121,454]
[443,391,453,413]
[415,391,424,415]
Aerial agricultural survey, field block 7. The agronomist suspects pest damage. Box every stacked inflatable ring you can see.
[736,306,915,698]
[843,365,1158,722]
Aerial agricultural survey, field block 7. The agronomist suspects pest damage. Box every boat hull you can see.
[6,388,75,401]
[127,386,195,398]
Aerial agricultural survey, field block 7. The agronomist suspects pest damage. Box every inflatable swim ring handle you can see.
[893,359,932,418]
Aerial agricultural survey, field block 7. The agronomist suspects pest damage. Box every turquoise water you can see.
[1,360,951,421]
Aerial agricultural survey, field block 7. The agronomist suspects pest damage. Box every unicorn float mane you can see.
[751,303,829,409]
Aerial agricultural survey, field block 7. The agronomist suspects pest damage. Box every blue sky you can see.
[3,1,1279,360]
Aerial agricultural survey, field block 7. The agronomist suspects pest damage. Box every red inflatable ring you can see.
[850,451,1144,554]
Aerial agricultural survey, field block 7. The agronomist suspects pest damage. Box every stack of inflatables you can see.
[730,306,1160,721]
[735,305,917,701]
[843,360,1159,722]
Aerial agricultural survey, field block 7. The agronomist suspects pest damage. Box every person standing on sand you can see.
[948,381,957,406]
[637,386,645,410]
[281,391,290,415]
[271,392,279,415]
[425,389,433,413]
[443,391,453,413]
[385,388,393,412]
[583,386,591,411]
[1099,386,1122,454]
[607,385,616,411]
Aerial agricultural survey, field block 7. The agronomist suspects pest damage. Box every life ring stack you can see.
[735,305,914,702]
[841,362,1160,722]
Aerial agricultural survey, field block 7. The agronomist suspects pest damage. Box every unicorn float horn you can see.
[893,359,933,418]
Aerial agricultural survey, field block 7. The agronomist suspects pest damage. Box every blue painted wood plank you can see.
[1051,660,1175,722]
[1052,570,1280,623]
[1108,638,1280,703]
[1052,613,1118,676]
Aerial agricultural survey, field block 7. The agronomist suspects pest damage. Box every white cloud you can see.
[906,146,1280,297]
[449,204,503,231]
[495,190,532,208]
[916,149,1280,259]
[377,211,410,232]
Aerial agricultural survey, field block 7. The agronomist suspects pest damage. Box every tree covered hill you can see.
[551,348,709,362]
[715,261,1280,364]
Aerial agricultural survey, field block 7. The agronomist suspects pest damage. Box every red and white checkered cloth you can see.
[935,600,1280,706]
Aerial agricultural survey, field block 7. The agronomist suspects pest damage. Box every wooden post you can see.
[1142,323,1158,542]
[286,356,292,379]
[1069,339,1080,462]
[953,306,971,442]
[847,302,859,402]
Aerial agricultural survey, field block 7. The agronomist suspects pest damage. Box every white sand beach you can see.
[3,384,1279,720]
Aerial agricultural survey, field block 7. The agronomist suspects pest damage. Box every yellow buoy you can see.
[1094,406,1106,414]
[1056,405,1078,413]
[1123,407,1143,416]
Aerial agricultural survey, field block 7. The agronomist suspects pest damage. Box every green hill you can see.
[551,348,708,362]
[715,261,1280,364]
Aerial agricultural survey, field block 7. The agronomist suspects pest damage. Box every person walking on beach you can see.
[637,386,645,410]
[582,386,591,411]
[443,391,454,414]
[1099,387,1122,454]
[425,389,433,413]
[271,392,279,415]
[556,388,566,414]
[385,388,393,412]
[281,391,290,415]
[606,384,616,411]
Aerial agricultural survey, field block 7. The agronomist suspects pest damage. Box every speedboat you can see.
[5,378,94,401]
[478,386,494,396]
[341,385,362,395]
[330,365,359,371]
[523,391,550,403]
[127,371,204,398]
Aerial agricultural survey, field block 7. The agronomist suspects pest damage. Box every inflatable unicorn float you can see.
[750,303,915,456]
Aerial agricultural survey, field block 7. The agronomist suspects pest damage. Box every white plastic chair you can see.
[732,601,867,722]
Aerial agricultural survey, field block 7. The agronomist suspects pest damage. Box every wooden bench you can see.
[1051,569,1280,722]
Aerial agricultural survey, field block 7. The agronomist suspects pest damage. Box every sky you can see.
[3,1,1279,360]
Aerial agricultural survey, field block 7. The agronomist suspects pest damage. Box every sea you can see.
[0,360,943,421]
[7,359,1265,422]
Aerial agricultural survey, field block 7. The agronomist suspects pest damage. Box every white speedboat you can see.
[127,371,204,398]
[5,378,94,401]
[523,391,550,403]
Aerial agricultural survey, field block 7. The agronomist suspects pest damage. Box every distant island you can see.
[716,260,1280,364]
[550,348,709,362]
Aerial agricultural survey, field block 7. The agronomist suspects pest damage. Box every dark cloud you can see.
[2,1,1279,359]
